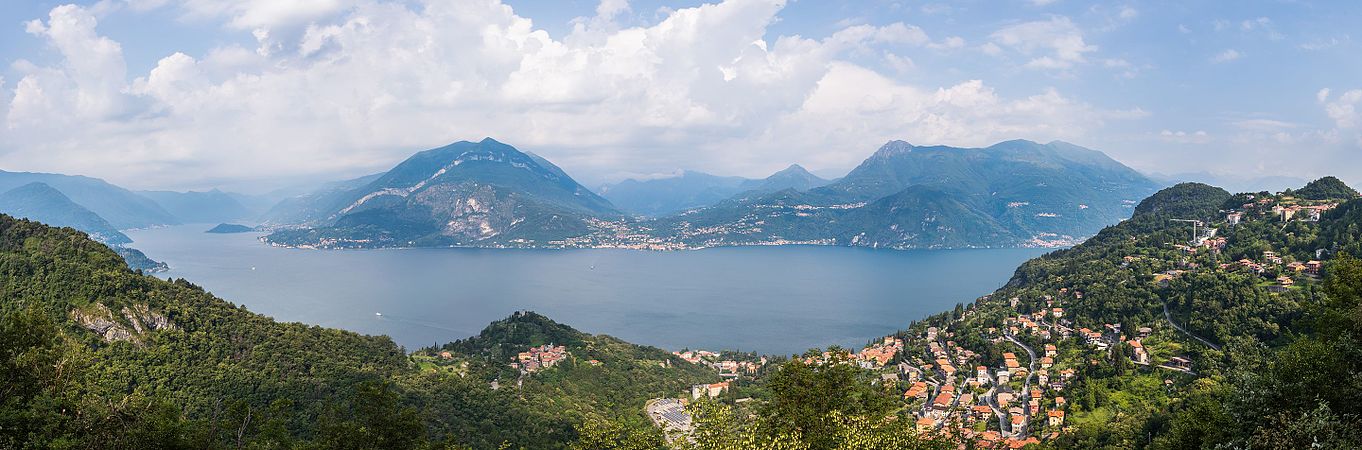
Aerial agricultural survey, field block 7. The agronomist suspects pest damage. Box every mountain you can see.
[636,139,1161,249]
[140,189,254,223]
[258,172,385,226]
[205,223,255,233]
[599,170,752,216]
[264,138,621,248]
[1293,176,1359,200]
[0,183,168,272]
[0,170,178,229]
[600,165,832,217]
[0,182,132,245]
[741,164,832,193]
[1146,170,1310,194]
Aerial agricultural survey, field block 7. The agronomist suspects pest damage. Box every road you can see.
[1004,333,1037,436]
[1162,302,1221,350]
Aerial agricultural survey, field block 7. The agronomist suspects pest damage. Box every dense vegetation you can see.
[0,215,715,449]
[5,175,1362,448]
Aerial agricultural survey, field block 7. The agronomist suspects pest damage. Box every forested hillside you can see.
[5,176,1362,449]
[0,215,716,449]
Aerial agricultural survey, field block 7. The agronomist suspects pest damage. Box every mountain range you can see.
[0,182,133,245]
[264,138,1162,250]
[636,139,1162,249]
[599,164,832,216]
[138,189,256,224]
[0,170,179,229]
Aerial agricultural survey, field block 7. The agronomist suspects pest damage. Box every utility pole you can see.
[1171,219,1202,245]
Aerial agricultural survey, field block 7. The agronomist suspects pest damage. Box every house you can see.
[1263,251,1283,265]
[932,392,954,411]
[1167,357,1193,371]
[692,381,729,399]
[916,416,937,431]
[1041,357,1054,368]
[977,365,990,380]
[1225,211,1243,225]
[1306,260,1323,275]
[1130,340,1149,364]
[1137,327,1152,338]
[1010,414,1027,432]
[904,381,929,400]
[438,351,453,359]
[1047,410,1065,427]
[997,370,1011,384]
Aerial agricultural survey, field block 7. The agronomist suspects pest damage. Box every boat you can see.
[375,312,383,317]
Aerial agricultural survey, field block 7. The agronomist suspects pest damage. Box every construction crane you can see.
[1171,219,1203,244]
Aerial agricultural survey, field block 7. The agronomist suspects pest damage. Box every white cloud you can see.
[0,0,1142,189]
[9,5,128,128]
[928,36,965,50]
[1158,129,1210,144]
[1209,49,1241,63]
[989,16,1096,70]
[1319,88,1362,129]
[597,0,631,20]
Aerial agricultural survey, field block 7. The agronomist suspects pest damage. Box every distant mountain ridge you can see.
[0,170,178,229]
[265,138,620,247]
[140,189,254,224]
[633,139,1161,249]
[600,165,832,217]
[0,182,167,272]
[264,138,1158,250]
[0,182,132,245]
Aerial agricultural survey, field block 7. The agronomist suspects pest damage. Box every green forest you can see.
[3,177,1362,449]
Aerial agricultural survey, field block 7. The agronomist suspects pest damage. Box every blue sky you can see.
[0,0,1358,192]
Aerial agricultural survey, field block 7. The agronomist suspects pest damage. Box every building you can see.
[1130,340,1149,364]
[691,381,729,399]
[1047,410,1065,427]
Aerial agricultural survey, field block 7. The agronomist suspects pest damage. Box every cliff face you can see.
[71,303,176,344]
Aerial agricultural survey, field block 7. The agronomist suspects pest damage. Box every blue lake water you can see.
[127,225,1053,355]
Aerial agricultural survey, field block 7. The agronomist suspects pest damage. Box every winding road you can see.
[1162,302,1221,350]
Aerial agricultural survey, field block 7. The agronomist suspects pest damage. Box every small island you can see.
[205,223,255,234]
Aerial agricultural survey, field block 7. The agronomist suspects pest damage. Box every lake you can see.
[127,225,1053,355]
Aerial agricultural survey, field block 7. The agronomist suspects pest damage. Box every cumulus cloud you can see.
[1319,88,1362,129]
[0,0,1140,189]
[1209,49,1241,63]
[989,16,1096,70]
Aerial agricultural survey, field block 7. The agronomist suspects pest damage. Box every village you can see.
[496,189,1353,447]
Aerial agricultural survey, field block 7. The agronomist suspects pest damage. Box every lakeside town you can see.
[582,189,1346,447]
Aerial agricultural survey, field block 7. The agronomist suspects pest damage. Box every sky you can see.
[0,0,1359,192]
